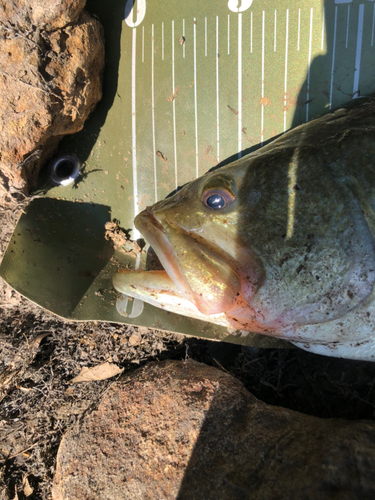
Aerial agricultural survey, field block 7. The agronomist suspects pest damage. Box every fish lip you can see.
[135,208,197,305]
[141,206,164,232]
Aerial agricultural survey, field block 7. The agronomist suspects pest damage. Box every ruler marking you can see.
[250,11,253,53]
[216,15,220,163]
[306,8,313,122]
[329,6,338,109]
[228,14,230,54]
[151,24,157,202]
[142,26,144,63]
[205,17,207,56]
[284,9,289,132]
[162,22,164,60]
[194,18,199,177]
[131,28,139,238]
[183,19,186,58]
[353,3,364,98]
[346,5,350,48]
[172,20,177,189]
[261,10,265,146]
[238,12,242,158]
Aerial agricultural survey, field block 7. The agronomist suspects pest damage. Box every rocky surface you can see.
[0,0,86,30]
[52,359,375,500]
[0,0,104,196]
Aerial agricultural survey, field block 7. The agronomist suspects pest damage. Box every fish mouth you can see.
[135,207,241,315]
[135,207,198,308]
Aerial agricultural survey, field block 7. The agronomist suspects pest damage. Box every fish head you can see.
[113,98,375,358]
[135,162,265,316]
[135,140,375,331]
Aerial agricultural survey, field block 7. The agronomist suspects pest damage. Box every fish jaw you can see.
[112,269,232,327]
[112,269,276,334]
[134,207,242,316]
[133,208,196,306]
[113,269,180,295]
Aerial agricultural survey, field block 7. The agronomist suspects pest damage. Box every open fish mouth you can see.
[134,208,197,306]
[135,207,242,316]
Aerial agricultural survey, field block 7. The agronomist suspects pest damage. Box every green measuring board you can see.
[1,0,375,345]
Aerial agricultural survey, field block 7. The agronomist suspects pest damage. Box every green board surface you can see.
[1,0,375,345]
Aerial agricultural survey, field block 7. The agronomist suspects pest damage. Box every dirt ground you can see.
[1,195,375,499]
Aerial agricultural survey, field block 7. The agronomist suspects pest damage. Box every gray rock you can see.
[52,359,375,499]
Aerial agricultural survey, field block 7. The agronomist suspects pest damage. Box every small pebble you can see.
[128,334,141,346]
[137,326,149,336]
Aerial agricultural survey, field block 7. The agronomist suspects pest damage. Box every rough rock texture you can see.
[0,0,86,31]
[0,0,104,194]
[52,359,375,500]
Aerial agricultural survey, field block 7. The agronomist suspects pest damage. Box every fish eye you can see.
[201,188,235,210]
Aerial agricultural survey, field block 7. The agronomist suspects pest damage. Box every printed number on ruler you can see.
[228,0,253,13]
[116,295,145,318]
[125,0,146,27]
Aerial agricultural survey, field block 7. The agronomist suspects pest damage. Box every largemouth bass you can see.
[113,97,375,361]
